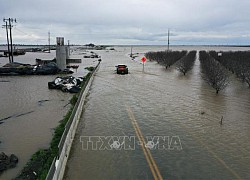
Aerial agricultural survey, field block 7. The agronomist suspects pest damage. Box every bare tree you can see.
[175,51,196,75]
[209,51,250,87]
[145,50,187,69]
[199,51,229,94]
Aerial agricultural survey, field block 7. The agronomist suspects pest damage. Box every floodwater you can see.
[65,46,250,180]
[0,47,96,179]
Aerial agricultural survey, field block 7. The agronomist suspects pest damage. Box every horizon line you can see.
[0,44,250,47]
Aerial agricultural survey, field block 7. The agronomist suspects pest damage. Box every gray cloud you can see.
[0,0,250,45]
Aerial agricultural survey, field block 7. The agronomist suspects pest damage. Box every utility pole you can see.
[2,19,11,63]
[9,18,14,63]
[167,29,170,52]
[3,18,17,63]
[68,40,70,55]
[48,31,50,53]
[130,46,133,57]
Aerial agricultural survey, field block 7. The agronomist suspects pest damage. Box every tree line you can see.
[145,50,187,69]
[145,49,249,94]
[209,51,250,87]
[145,50,197,75]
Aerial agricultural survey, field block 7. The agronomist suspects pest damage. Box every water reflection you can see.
[0,48,95,179]
[65,46,250,179]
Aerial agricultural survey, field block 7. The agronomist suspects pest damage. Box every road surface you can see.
[64,46,250,180]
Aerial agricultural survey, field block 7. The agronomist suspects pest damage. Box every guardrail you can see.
[46,61,101,180]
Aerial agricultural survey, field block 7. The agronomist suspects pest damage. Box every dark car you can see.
[116,64,128,74]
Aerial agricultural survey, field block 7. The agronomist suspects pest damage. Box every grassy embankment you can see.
[15,67,94,180]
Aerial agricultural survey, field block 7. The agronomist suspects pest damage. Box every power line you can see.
[167,29,170,51]
[2,18,17,63]
[48,31,50,53]
[2,20,11,63]
[14,27,32,36]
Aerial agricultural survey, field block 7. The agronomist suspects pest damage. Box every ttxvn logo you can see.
[80,136,182,151]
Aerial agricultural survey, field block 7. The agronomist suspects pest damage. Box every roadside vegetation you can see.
[15,67,94,180]
[15,108,73,180]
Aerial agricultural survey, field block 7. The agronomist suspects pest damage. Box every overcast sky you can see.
[0,0,250,45]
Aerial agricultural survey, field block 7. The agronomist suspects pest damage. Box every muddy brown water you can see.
[64,46,250,180]
[0,48,96,179]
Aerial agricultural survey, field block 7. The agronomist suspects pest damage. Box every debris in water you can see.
[0,111,35,124]
[38,100,50,106]
[220,116,223,125]
[0,152,18,173]
[15,111,34,118]
[48,76,84,93]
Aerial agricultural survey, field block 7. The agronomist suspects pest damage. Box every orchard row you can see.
[145,50,250,93]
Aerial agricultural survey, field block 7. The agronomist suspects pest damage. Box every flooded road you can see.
[0,48,96,179]
[65,46,250,179]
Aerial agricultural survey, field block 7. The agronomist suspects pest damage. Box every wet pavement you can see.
[64,46,250,180]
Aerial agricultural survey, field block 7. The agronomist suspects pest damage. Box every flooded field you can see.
[65,46,250,179]
[0,48,96,179]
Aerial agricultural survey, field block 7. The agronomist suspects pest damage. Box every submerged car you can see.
[116,64,128,74]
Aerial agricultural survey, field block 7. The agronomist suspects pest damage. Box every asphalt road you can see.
[64,46,250,180]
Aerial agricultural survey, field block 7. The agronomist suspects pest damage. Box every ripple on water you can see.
[65,46,250,179]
